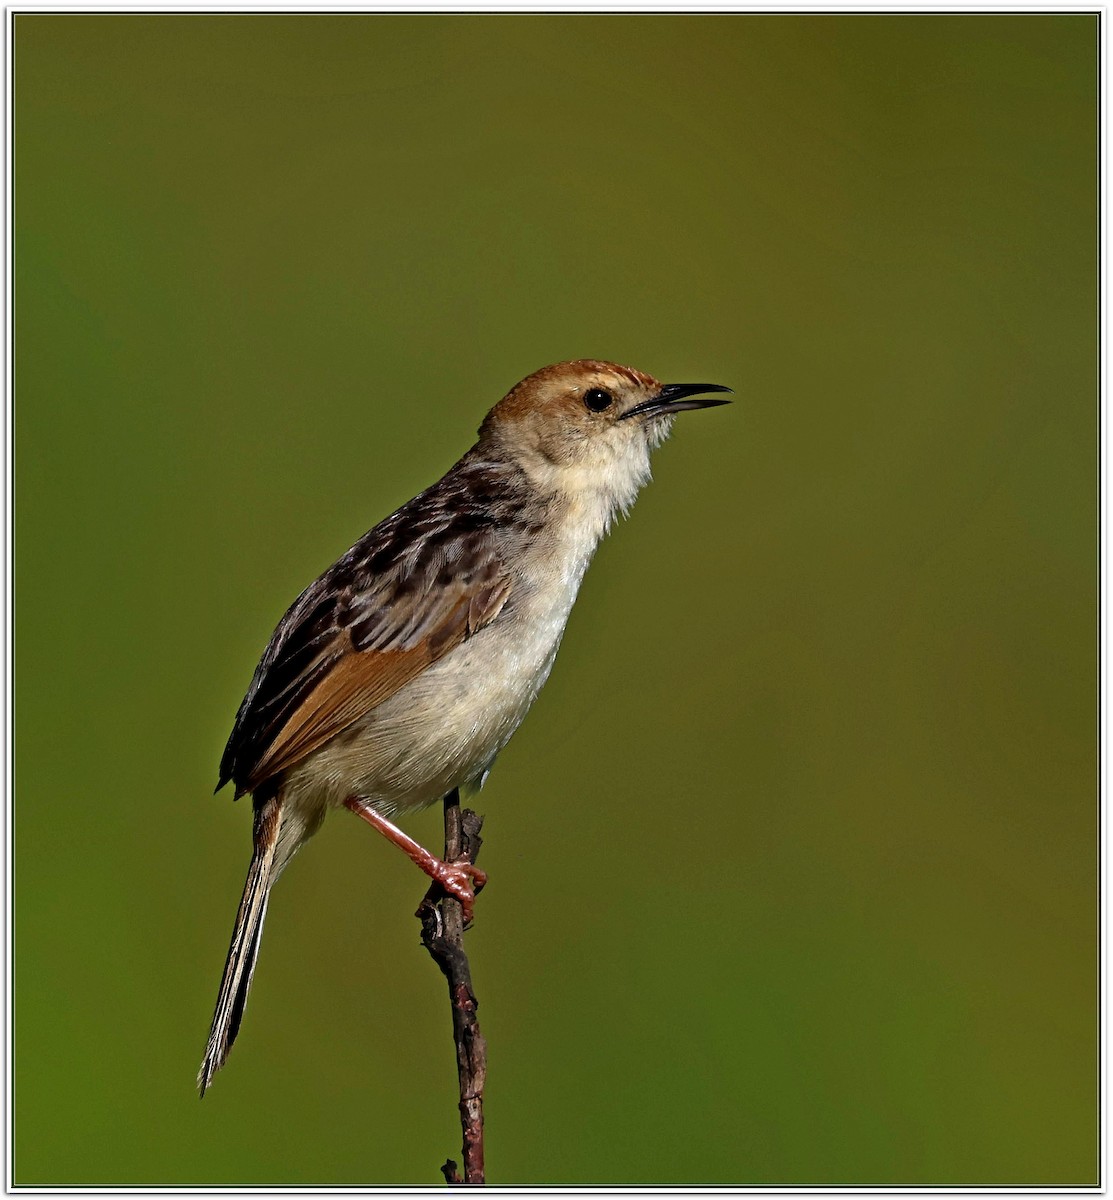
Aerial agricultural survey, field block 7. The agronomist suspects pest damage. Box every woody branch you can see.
[415,790,487,1186]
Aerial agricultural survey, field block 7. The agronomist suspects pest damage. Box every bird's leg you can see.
[343,796,487,922]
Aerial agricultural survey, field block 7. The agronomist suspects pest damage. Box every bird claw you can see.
[431,860,487,924]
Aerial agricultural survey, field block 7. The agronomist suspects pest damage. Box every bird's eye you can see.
[584,388,613,413]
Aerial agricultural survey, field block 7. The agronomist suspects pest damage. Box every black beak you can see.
[620,382,733,421]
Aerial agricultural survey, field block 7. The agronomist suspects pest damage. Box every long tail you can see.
[198,794,282,1096]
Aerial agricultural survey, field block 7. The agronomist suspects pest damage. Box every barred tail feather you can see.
[198,796,281,1096]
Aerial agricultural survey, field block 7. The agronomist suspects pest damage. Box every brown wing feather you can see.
[245,640,435,791]
[219,477,518,797]
[240,570,510,794]
[238,573,508,796]
[218,457,528,798]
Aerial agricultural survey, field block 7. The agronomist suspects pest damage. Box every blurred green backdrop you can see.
[14,12,1097,1188]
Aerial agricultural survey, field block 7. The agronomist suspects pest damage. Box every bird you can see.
[198,359,730,1094]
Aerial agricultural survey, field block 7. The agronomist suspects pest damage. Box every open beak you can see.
[620,382,733,421]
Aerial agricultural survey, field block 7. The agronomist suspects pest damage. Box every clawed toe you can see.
[432,861,487,923]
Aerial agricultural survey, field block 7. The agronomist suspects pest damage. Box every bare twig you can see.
[416,789,487,1186]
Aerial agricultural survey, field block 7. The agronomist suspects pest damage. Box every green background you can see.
[15,12,1098,1187]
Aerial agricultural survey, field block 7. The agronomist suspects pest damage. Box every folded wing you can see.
[217,507,512,798]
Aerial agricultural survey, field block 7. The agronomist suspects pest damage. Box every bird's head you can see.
[478,360,731,513]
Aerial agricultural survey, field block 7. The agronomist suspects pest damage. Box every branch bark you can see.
[415,789,487,1186]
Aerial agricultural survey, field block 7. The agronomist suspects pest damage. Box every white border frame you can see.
[2,5,1103,1194]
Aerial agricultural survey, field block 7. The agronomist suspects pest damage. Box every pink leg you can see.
[344,796,487,922]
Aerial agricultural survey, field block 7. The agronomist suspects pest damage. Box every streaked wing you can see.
[217,478,514,798]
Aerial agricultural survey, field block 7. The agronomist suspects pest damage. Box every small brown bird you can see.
[199,360,730,1093]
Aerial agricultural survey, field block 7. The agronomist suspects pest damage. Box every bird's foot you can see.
[429,859,487,924]
[344,795,487,923]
